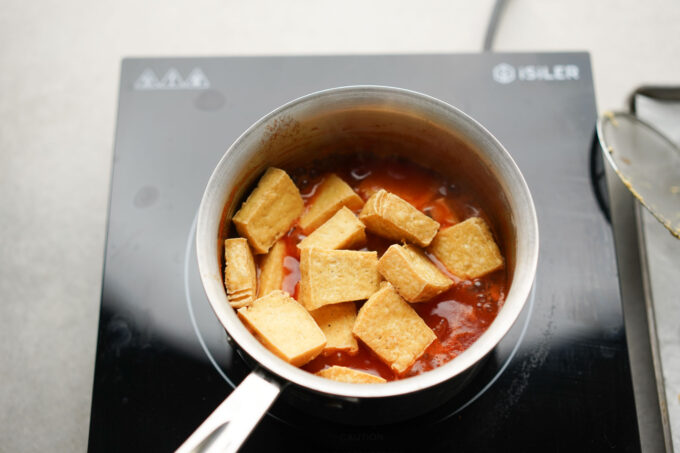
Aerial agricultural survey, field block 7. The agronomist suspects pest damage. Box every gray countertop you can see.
[1,0,679,451]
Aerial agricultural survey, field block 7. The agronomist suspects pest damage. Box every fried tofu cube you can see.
[315,366,386,384]
[359,189,439,247]
[237,290,326,366]
[224,238,257,308]
[299,249,380,311]
[353,284,436,374]
[429,217,504,279]
[310,302,359,355]
[299,174,364,234]
[232,167,304,254]
[378,244,453,302]
[258,240,286,297]
[297,207,366,251]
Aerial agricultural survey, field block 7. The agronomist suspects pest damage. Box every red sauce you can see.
[271,154,506,381]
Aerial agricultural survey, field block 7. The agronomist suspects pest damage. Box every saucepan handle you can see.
[175,371,281,453]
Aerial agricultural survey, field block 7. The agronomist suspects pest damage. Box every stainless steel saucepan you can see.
[178,86,539,453]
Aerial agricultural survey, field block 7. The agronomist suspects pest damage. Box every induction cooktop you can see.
[88,53,642,452]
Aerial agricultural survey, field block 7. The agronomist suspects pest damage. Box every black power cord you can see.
[483,0,509,51]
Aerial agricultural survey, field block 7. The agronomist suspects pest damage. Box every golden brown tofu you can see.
[310,302,359,355]
[315,366,386,384]
[258,240,286,297]
[299,249,380,311]
[429,217,504,279]
[378,244,453,302]
[352,284,436,374]
[237,290,326,367]
[232,168,304,254]
[298,174,364,234]
[358,189,439,247]
[297,207,366,251]
[224,238,257,308]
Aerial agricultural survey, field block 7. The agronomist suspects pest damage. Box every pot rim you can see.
[196,85,539,399]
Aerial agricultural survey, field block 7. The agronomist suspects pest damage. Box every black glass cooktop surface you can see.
[89,53,640,452]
